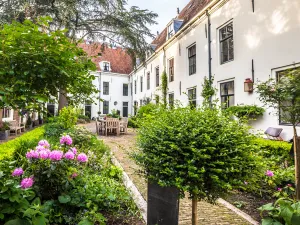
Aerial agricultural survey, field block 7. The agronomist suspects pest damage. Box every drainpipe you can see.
[206,10,212,107]
[98,72,102,115]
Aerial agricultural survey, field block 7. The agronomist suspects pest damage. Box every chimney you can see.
[177,7,180,14]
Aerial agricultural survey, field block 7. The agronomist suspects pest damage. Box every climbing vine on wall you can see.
[161,70,168,107]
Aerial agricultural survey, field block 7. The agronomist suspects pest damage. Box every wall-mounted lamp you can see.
[244,78,254,92]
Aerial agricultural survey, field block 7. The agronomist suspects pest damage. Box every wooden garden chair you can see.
[105,118,120,136]
[120,118,128,134]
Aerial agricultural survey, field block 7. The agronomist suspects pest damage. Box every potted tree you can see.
[0,122,10,140]
[26,117,33,129]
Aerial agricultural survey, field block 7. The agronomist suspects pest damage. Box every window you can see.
[277,69,300,125]
[123,84,128,96]
[134,101,138,115]
[188,45,196,75]
[123,102,128,117]
[103,101,109,114]
[85,101,92,119]
[169,93,174,108]
[220,22,234,64]
[169,58,174,82]
[103,62,110,71]
[147,72,150,90]
[103,82,109,95]
[2,107,11,118]
[168,23,174,39]
[134,80,137,94]
[220,81,234,108]
[140,76,143,92]
[156,67,160,87]
[188,88,197,108]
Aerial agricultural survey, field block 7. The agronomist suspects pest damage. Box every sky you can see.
[127,0,190,43]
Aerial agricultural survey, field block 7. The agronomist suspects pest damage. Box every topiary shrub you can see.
[134,105,258,223]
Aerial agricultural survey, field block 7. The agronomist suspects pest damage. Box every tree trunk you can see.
[295,136,300,200]
[0,109,3,127]
[58,89,68,113]
[192,198,198,225]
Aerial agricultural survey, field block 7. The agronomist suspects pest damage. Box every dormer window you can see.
[100,61,111,72]
[168,23,174,39]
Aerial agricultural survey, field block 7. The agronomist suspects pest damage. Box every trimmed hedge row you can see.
[253,138,292,158]
[0,126,45,161]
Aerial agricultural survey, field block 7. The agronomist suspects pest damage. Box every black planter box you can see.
[147,182,179,225]
[0,130,9,140]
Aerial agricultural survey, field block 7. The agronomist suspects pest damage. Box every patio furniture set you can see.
[95,117,128,136]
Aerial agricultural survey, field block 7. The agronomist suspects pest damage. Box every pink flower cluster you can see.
[20,177,34,189]
[265,170,274,177]
[12,168,24,177]
[60,135,73,145]
[38,140,50,148]
[77,153,88,163]
[49,150,64,161]
[64,151,75,160]
[26,150,39,159]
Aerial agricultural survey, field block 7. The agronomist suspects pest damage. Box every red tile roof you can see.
[152,0,212,50]
[79,43,133,75]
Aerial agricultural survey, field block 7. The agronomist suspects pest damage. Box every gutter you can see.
[206,10,213,107]
[129,0,222,76]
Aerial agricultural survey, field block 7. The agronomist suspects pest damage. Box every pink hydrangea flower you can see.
[20,177,34,189]
[38,140,50,148]
[12,168,24,177]
[70,147,77,155]
[71,173,78,178]
[265,170,274,177]
[277,188,282,192]
[26,150,39,159]
[35,145,46,152]
[64,151,75,160]
[39,150,50,159]
[60,135,73,145]
[287,184,292,187]
[77,153,88,163]
[49,150,64,161]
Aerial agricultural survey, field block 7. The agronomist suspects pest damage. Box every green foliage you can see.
[0,18,97,110]
[0,129,138,224]
[253,138,292,160]
[58,107,79,129]
[201,76,216,106]
[259,198,300,225]
[134,106,257,202]
[0,127,45,161]
[0,122,10,131]
[107,109,120,119]
[78,115,91,123]
[0,160,36,223]
[226,105,265,119]
[161,70,168,107]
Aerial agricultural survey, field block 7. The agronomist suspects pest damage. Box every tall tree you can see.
[257,67,300,199]
[0,17,97,116]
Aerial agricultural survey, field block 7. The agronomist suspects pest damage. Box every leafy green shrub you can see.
[128,117,138,128]
[78,114,91,123]
[136,103,158,120]
[226,105,265,119]
[259,198,300,225]
[253,138,292,160]
[134,106,257,202]
[0,127,45,161]
[44,122,65,139]
[107,109,120,119]
[58,107,79,129]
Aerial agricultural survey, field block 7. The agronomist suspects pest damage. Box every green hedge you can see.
[0,126,45,161]
[253,138,292,158]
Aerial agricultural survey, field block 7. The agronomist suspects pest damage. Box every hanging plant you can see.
[226,105,265,119]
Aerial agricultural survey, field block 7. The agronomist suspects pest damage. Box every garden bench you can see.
[9,121,25,136]
[264,127,283,141]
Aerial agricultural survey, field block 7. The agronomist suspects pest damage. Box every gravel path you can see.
[83,123,252,225]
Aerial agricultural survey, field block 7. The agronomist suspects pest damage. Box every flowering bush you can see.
[0,126,138,225]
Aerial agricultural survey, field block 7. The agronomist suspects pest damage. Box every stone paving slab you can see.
[83,123,252,225]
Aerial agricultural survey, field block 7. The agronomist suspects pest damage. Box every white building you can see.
[129,0,300,140]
